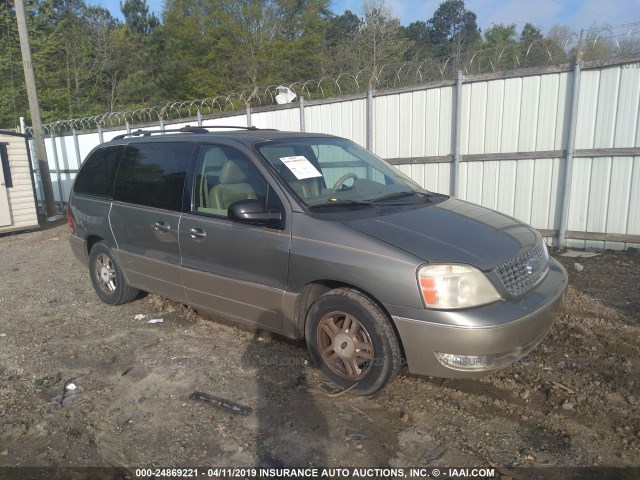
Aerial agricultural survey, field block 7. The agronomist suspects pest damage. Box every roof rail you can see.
[112,125,271,140]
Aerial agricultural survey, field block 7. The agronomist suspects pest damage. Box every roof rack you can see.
[112,125,270,140]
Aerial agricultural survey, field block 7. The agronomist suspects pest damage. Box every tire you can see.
[305,287,402,396]
[88,241,139,305]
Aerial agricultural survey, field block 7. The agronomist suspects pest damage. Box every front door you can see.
[179,144,290,332]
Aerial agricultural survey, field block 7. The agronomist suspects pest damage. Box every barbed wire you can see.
[39,22,640,134]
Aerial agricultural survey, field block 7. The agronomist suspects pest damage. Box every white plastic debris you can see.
[46,214,65,222]
[148,318,164,324]
[561,250,600,258]
[134,314,147,320]
[0,333,6,337]
[65,383,77,391]
[574,262,584,272]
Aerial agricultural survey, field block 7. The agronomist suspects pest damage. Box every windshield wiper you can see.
[308,199,374,209]
[370,191,431,203]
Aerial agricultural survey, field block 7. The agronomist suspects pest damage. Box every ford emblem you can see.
[526,258,539,274]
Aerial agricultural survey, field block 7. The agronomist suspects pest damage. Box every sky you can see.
[90,0,640,33]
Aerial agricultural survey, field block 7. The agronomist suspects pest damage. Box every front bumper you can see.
[390,258,568,378]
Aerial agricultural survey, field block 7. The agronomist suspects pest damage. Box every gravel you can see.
[0,222,638,472]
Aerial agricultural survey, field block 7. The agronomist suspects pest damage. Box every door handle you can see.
[189,227,206,239]
[154,221,170,232]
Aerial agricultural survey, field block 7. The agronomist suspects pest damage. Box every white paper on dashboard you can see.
[279,156,323,180]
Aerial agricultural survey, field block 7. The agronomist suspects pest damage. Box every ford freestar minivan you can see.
[68,127,568,395]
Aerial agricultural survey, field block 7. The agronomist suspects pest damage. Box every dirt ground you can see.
[0,222,638,477]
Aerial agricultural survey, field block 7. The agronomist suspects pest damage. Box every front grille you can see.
[494,240,549,297]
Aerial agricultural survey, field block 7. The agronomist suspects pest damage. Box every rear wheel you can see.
[88,242,139,305]
[305,288,402,395]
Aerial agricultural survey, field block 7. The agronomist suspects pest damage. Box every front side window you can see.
[256,137,427,209]
[73,146,124,198]
[113,142,193,211]
[194,144,281,218]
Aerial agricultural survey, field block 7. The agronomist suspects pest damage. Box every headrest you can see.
[219,159,247,184]
[203,148,227,171]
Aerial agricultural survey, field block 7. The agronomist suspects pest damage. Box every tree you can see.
[121,0,159,36]
[482,23,518,72]
[427,0,481,63]
[335,1,408,89]
[326,9,361,47]
[163,0,329,100]
[117,0,167,108]
[519,23,552,67]
[545,24,572,64]
[400,20,432,61]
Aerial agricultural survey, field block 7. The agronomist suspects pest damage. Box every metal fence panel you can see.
[501,78,522,153]
[252,108,299,131]
[616,68,640,147]
[576,70,600,149]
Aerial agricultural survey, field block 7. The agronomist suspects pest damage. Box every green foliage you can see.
[121,0,158,36]
[400,20,432,61]
[427,0,481,61]
[477,23,519,73]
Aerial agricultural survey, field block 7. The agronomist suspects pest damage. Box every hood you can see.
[344,198,540,270]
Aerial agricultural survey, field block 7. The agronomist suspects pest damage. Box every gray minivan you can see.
[68,127,567,395]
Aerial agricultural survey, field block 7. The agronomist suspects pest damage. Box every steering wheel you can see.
[331,173,358,192]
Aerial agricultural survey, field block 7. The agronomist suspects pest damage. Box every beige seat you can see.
[209,158,257,210]
[278,165,321,199]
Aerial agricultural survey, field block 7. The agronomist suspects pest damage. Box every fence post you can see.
[126,121,131,135]
[366,90,373,151]
[49,131,65,209]
[197,110,203,127]
[21,116,44,206]
[558,35,584,250]
[72,128,82,166]
[299,96,305,132]
[246,106,252,128]
[451,70,464,197]
[160,119,165,134]
[97,125,104,144]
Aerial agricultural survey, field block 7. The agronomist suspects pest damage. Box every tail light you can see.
[67,206,75,234]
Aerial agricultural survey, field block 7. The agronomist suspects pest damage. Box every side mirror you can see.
[228,199,282,225]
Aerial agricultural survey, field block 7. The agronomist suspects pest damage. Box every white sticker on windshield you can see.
[279,156,323,180]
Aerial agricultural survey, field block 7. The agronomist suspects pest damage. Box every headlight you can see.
[418,264,501,309]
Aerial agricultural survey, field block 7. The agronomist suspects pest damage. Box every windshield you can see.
[255,137,428,208]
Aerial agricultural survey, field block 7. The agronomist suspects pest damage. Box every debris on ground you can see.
[134,314,147,320]
[34,372,62,390]
[419,444,446,462]
[574,262,584,272]
[345,429,367,441]
[46,215,65,222]
[189,391,253,415]
[0,332,6,337]
[561,251,600,258]
[147,318,163,324]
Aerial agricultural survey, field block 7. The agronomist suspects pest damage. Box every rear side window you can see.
[73,146,124,198]
[113,142,193,211]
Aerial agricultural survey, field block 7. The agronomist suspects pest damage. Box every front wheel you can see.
[88,241,139,305]
[305,288,403,395]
